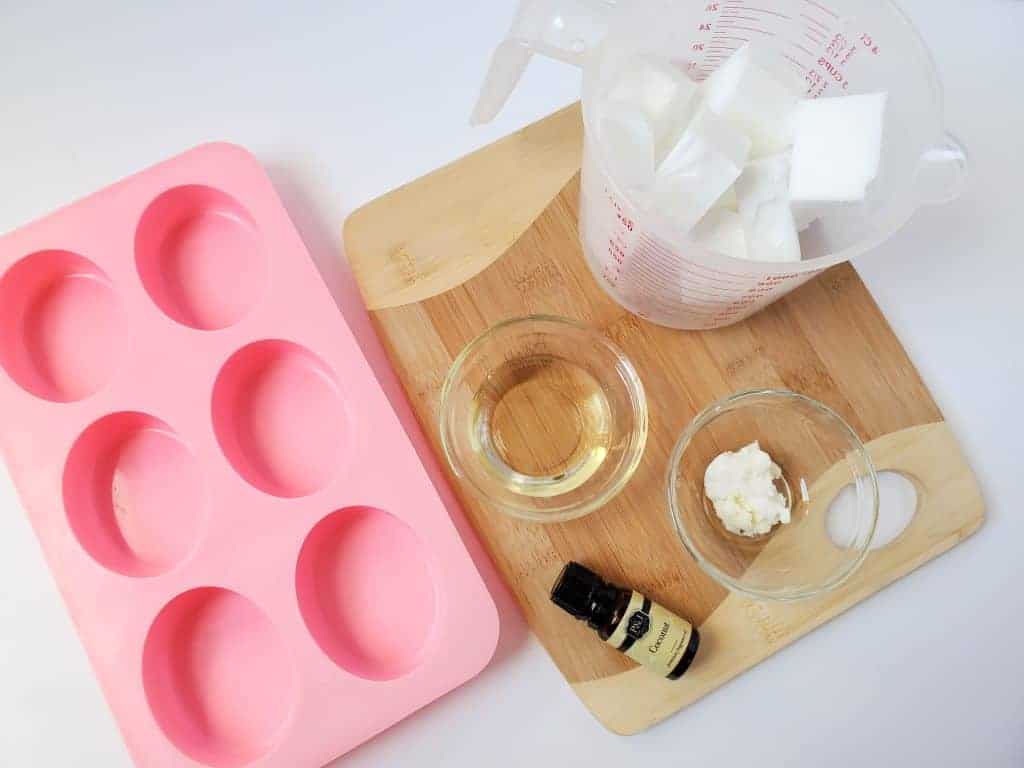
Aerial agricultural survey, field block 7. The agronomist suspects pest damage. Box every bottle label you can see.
[605,591,694,677]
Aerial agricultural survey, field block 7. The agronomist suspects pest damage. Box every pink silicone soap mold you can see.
[0,144,499,767]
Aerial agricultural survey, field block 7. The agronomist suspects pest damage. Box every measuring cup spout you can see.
[914,132,969,206]
[471,40,535,126]
[471,0,618,125]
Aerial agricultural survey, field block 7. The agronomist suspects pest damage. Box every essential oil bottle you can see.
[550,562,700,680]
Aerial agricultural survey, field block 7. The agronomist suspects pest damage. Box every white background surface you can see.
[1,1,1021,766]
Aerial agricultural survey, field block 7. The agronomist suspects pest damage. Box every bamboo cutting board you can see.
[343,104,985,734]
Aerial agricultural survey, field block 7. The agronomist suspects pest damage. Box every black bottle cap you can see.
[668,626,701,680]
[550,562,602,619]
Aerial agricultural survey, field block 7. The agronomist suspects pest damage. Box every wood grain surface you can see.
[343,107,985,734]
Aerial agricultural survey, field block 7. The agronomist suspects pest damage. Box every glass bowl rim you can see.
[439,314,648,523]
[665,387,880,601]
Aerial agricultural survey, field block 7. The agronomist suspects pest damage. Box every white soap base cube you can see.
[791,201,836,232]
[605,55,700,155]
[598,103,657,192]
[735,152,791,224]
[654,109,751,233]
[745,198,802,262]
[714,185,738,212]
[702,44,800,158]
[692,208,747,261]
[789,92,888,202]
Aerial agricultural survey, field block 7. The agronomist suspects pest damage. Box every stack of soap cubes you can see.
[597,44,887,263]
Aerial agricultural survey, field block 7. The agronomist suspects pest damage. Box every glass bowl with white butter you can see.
[667,389,878,601]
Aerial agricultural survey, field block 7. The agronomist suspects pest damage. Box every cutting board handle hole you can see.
[827,471,918,551]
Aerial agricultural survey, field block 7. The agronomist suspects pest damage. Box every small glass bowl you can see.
[667,389,878,601]
[440,315,648,523]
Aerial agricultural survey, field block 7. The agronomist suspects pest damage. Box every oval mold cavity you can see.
[63,412,205,577]
[143,588,295,768]
[136,185,266,330]
[0,250,125,402]
[212,340,349,498]
[296,507,437,680]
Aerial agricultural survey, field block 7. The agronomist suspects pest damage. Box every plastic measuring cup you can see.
[472,0,968,329]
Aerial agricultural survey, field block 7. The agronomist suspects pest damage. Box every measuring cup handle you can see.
[914,132,969,205]
[471,0,617,125]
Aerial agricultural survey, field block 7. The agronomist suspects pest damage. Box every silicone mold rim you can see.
[0,140,500,768]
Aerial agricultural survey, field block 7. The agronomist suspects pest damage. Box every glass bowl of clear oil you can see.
[440,315,648,522]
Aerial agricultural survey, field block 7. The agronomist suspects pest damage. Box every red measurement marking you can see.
[817,56,848,87]
[629,262,669,283]
[825,32,848,56]
[675,300,727,313]
[630,266,753,296]
[799,12,830,31]
[669,286,734,305]
[677,273,751,292]
[679,284,743,300]
[802,0,838,18]
[639,247,683,269]
[791,41,817,58]
[665,267,757,287]
[728,6,792,19]
[717,24,775,35]
[783,53,809,73]
[678,293,732,306]
[803,66,826,96]
[675,264,757,283]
